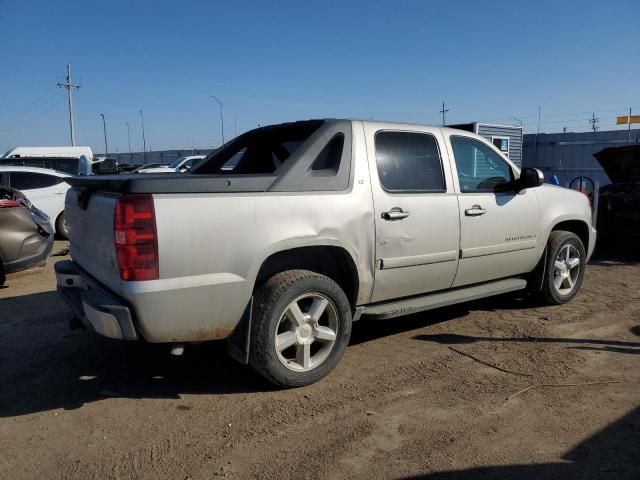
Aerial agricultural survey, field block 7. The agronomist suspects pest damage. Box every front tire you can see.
[55,212,69,240]
[249,270,352,388]
[540,231,586,305]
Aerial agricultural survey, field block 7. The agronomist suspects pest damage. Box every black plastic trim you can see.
[65,173,277,194]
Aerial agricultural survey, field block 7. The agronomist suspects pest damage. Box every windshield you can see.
[168,158,185,169]
[193,121,323,175]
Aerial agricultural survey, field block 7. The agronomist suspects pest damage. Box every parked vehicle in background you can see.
[3,146,93,159]
[0,186,53,284]
[0,155,92,176]
[594,145,640,245]
[132,163,161,173]
[0,166,71,238]
[56,119,596,387]
[91,157,119,175]
[117,163,138,173]
[140,155,206,173]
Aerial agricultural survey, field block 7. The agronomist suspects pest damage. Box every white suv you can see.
[0,166,70,238]
[140,155,206,173]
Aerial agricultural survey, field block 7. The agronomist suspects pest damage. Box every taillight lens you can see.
[114,194,158,281]
[0,200,21,208]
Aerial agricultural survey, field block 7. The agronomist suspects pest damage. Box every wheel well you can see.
[255,246,359,305]
[551,220,589,249]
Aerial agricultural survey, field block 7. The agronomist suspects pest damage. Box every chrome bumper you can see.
[55,260,138,340]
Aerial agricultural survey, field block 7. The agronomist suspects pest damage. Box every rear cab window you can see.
[194,121,323,175]
[374,131,446,193]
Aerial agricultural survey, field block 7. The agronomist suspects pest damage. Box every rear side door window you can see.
[374,131,445,192]
[9,172,62,190]
[450,136,514,192]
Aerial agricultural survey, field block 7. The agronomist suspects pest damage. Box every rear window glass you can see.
[193,121,323,174]
[311,134,344,173]
[10,172,62,190]
[375,131,445,192]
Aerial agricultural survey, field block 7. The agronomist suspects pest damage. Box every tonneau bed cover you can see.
[65,173,277,194]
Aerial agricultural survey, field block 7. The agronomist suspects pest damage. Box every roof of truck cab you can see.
[357,119,496,138]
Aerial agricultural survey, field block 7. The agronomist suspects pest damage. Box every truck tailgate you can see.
[65,188,121,294]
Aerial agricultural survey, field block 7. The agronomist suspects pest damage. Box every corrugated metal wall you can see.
[522,129,640,186]
[476,124,523,167]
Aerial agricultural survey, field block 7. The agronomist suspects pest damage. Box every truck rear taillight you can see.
[0,200,21,208]
[114,194,158,281]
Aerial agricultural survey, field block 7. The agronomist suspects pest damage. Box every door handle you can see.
[382,208,410,220]
[465,205,487,216]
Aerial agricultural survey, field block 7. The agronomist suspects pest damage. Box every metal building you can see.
[522,129,640,186]
[449,122,523,166]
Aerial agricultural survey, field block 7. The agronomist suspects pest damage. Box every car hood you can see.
[593,145,640,184]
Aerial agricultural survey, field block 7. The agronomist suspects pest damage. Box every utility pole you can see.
[534,106,541,168]
[99,113,108,155]
[57,64,80,146]
[440,101,449,126]
[629,108,632,142]
[589,112,599,132]
[210,95,225,145]
[126,122,132,157]
[139,110,147,164]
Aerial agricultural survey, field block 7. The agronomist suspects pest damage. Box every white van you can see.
[2,147,96,175]
[3,146,93,159]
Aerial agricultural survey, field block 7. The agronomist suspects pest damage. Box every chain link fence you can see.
[99,149,216,167]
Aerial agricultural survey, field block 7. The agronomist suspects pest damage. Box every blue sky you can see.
[1,0,638,153]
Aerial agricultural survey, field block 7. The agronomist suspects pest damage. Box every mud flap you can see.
[528,246,548,292]
[226,297,253,365]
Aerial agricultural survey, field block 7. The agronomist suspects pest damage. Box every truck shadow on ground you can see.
[400,405,640,480]
[0,286,637,418]
[0,290,280,418]
[348,291,556,347]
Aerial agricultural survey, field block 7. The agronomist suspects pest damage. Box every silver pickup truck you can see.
[56,119,596,387]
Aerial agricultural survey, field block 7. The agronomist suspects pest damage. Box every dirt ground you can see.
[0,241,638,479]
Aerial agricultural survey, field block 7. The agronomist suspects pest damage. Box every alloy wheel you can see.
[274,293,339,372]
[553,244,581,295]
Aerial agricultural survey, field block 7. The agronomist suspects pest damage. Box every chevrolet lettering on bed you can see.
[55,120,596,387]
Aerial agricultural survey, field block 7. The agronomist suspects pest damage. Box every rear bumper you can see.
[55,260,138,340]
[4,231,54,274]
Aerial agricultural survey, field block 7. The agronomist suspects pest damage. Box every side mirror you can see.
[518,167,544,190]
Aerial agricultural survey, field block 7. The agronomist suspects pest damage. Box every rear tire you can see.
[249,270,352,388]
[540,231,586,305]
[55,212,69,240]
